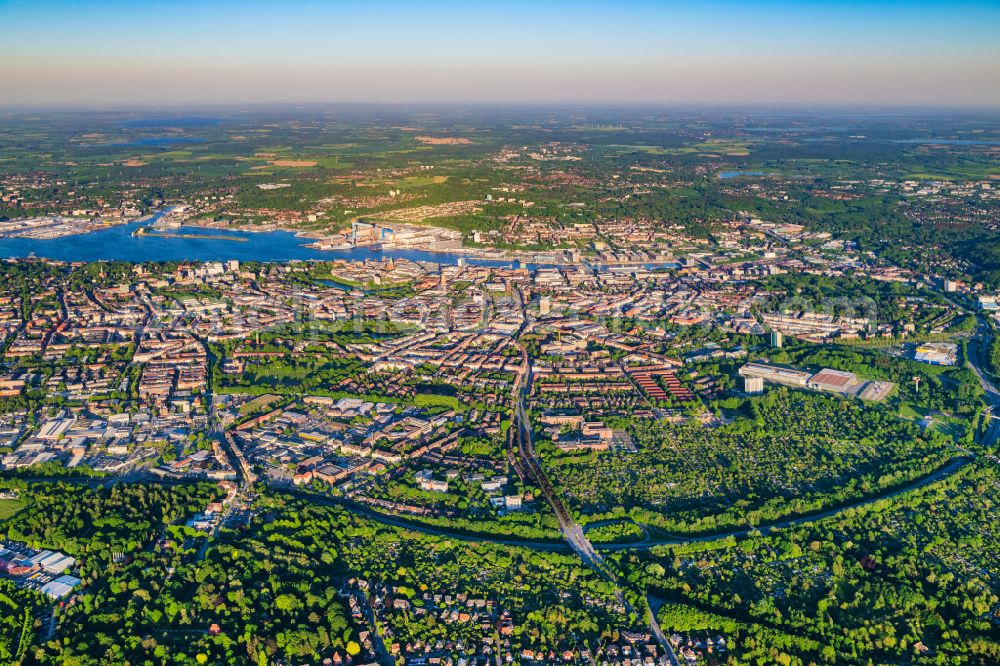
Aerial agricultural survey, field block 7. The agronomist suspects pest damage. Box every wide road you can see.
[516,392,606,567]
[965,315,1000,450]
[599,455,971,550]
[270,451,972,557]
[510,341,679,664]
[286,487,572,551]
[19,381,986,557]
[16,290,999,664]
[310,311,1000,554]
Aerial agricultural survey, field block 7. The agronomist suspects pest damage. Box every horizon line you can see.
[3,101,1000,114]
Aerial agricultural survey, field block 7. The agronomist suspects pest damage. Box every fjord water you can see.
[0,211,511,267]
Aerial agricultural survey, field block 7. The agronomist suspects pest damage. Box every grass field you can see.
[898,402,965,438]
[0,498,25,521]
[609,139,754,156]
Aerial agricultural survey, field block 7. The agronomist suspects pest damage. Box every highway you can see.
[15,317,996,558]
[286,487,573,551]
[14,290,998,665]
[516,392,604,565]
[597,455,973,550]
[510,340,679,663]
[965,315,1000,451]
[510,343,613,571]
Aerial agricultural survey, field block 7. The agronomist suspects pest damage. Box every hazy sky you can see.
[1,0,999,107]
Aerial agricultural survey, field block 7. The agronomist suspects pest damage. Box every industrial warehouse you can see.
[739,362,895,401]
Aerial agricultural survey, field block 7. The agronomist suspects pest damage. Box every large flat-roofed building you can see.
[744,376,764,395]
[36,418,75,440]
[807,368,857,393]
[40,574,81,599]
[914,342,957,366]
[738,362,811,387]
[38,552,75,574]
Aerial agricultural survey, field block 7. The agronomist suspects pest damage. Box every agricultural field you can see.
[2,109,999,279]
[0,106,997,666]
